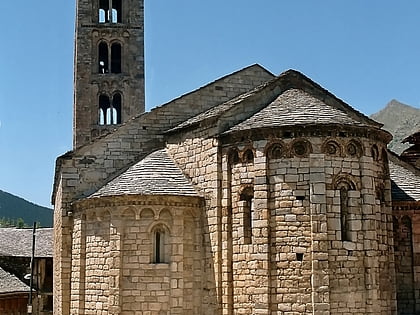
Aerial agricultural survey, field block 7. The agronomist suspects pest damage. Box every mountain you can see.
[0,190,53,227]
[370,100,420,154]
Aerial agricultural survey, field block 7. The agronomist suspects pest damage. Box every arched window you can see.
[152,226,168,264]
[335,179,356,242]
[98,93,122,125]
[99,0,121,23]
[240,186,254,244]
[99,0,109,23]
[98,42,109,74]
[339,186,350,241]
[111,43,122,73]
[111,0,122,23]
[99,94,110,125]
[112,93,122,124]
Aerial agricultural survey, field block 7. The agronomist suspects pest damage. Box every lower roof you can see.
[88,149,200,199]
[0,267,29,295]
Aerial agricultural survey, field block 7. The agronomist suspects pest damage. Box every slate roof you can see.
[89,149,199,198]
[169,69,382,134]
[227,89,368,132]
[389,154,420,201]
[0,266,29,295]
[0,228,53,258]
[169,83,265,132]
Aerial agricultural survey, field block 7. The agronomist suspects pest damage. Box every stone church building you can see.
[52,0,420,314]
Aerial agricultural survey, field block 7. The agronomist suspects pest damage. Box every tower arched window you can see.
[99,0,122,23]
[98,0,109,23]
[112,93,122,124]
[99,94,110,125]
[98,42,109,73]
[99,93,121,125]
[111,43,122,73]
[111,0,122,23]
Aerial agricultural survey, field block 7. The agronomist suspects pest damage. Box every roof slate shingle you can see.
[89,149,199,198]
[0,228,53,258]
[227,89,368,132]
[0,266,29,295]
[389,155,420,201]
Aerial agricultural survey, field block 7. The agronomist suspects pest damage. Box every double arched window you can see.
[99,0,122,23]
[98,93,122,125]
[98,42,122,74]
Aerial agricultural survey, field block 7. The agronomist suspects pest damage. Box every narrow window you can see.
[112,93,122,124]
[99,95,110,125]
[240,187,254,244]
[155,231,161,263]
[98,108,105,125]
[98,42,109,74]
[153,228,166,264]
[340,186,350,241]
[111,0,122,23]
[111,43,122,73]
[99,0,109,23]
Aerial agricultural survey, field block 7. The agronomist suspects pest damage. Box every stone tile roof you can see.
[0,228,53,258]
[389,154,420,201]
[169,84,265,132]
[90,149,199,198]
[227,89,367,132]
[0,266,29,294]
[168,69,382,134]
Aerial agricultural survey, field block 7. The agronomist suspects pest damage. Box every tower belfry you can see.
[73,0,145,148]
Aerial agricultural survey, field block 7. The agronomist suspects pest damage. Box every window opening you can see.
[153,228,166,264]
[98,42,109,73]
[112,93,122,124]
[155,231,161,263]
[99,95,110,125]
[296,253,304,261]
[240,187,254,244]
[111,43,122,73]
[111,0,122,23]
[99,0,109,23]
[340,186,350,241]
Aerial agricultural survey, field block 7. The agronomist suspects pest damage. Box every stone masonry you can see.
[53,1,420,314]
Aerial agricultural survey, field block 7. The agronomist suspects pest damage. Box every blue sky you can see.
[1,0,420,207]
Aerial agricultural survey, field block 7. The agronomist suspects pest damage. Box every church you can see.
[52,0,420,314]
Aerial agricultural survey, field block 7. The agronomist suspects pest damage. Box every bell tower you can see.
[73,0,145,148]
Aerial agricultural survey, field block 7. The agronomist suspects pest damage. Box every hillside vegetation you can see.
[0,190,53,227]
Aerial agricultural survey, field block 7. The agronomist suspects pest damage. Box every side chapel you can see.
[53,0,420,314]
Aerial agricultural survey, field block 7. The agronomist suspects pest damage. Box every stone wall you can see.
[392,207,420,314]
[68,195,202,315]
[167,123,397,314]
[54,65,273,315]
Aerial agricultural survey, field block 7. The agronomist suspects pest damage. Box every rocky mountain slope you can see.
[370,100,420,154]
